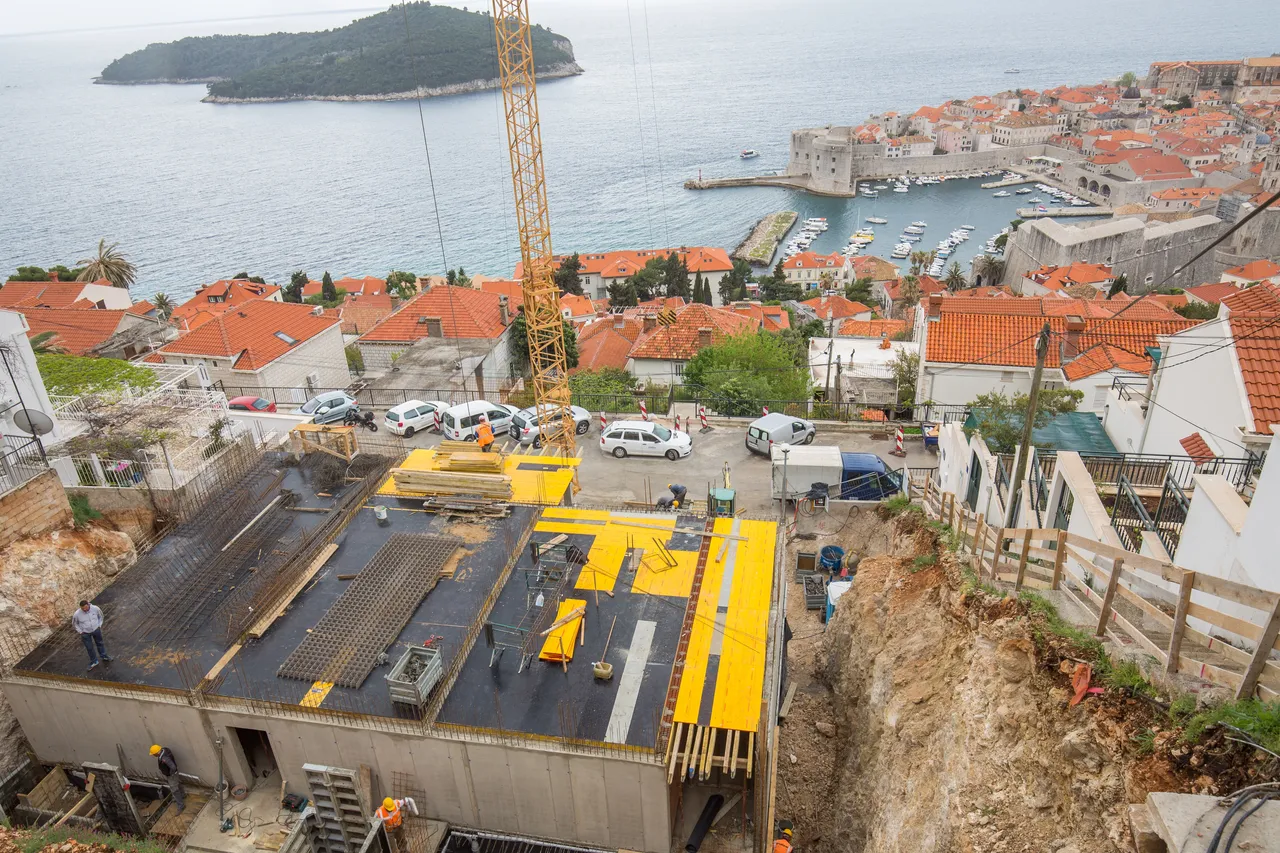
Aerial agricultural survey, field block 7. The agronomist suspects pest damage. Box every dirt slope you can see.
[777,512,1260,853]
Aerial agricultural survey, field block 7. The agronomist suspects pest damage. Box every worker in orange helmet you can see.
[773,820,794,853]
[374,795,418,840]
[475,414,495,453]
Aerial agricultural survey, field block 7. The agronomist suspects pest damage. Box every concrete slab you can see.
[183,784,287,853]
[1147,791,1280,853]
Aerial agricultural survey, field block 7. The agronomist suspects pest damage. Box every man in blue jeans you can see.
[72,599,112,671]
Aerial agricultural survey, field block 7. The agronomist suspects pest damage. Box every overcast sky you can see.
[0,1,412,36]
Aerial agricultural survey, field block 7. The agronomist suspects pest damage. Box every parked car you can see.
[439,400,519,442]
[227,395,276,413]
[299,391,358,424]
[384,399,450,437]
[511,405,592,447]
[745,412,816,455]
[600,420,692,460]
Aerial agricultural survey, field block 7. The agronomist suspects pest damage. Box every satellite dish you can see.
[12,408,54,436]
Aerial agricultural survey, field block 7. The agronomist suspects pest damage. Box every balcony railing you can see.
[0,436,49,496]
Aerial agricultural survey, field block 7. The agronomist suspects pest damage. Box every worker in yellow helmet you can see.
[773,820,794,853]
[374,795,418,840]
[150,744,185,813]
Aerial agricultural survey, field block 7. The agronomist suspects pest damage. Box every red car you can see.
[228,396,276,413]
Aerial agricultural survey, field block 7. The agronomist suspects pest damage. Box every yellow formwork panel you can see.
[539,598,587,662]
[672,528,730,726]
[709,518,775,732]
[631,548,698,598]
[299,681,334,708]
[540,507,614,522]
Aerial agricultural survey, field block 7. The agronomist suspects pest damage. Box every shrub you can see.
[68,494,102,529]
[1182,699,1280,753]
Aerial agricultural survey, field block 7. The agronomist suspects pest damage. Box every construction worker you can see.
[774,820,794,853]
[656,483,687,510]
[150,744,185,813]
[72,599,112,671]
[475,414,495,452]
[375,795,418,841]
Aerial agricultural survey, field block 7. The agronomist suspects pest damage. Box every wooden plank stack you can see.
[391,467,513,499]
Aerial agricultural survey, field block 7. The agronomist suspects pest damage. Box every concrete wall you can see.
[1058,164,1206,207]
[919,362,1039,407]
[164,324,349,402]
[1002,214,1226,291]
[787,134,1084,194]
[0,469,72,549]
[1143,318,1252,455]
[1101,386,1148,454]
[0,683,671,853]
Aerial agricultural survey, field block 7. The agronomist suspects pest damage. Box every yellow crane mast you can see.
[491,0,576,459]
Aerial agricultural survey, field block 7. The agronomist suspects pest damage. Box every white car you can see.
[510,405,592,447]
[439,400,520,442]
[600,420,693,461]
[383,399,450,437]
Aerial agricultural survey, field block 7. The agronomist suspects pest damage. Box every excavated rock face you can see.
[815,527,1128,853]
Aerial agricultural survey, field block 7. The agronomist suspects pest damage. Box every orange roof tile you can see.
[838,318,909,338]
[1230,314,1280,435]
[1179,432,1216,463]
[1226,259,1280,281]
[1222,282,1280,315]
[800,294,871,320]
[0,281,111,309]
[783,251,845,271]
[514,247,732,280]
[1186,282,1240,304]
[728,302,790,332]
[159,301,340,370]
[358,285,508,343]
[301,276,385,298]
[1027,263,1114,291]
[172,280,281,329]
[337,292,395,335]
[1062,343,1152,380]
[573,317,643,373]
[634,296,687,312]
[559,294,596,317]
[20,308,130,356]
[627,303,759,361]
[127,300,156,316]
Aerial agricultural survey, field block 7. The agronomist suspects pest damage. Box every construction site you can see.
[0,422,785,853]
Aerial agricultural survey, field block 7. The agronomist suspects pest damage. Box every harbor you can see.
[1018,206,1111,217]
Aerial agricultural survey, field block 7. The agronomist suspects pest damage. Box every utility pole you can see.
[823,315,835,399]
[834,355,843,407]
[1005,321,1052,528]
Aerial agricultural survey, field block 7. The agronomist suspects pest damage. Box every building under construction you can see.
[0,436,785,853]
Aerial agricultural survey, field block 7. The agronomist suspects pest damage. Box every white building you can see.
[0,309,64,443]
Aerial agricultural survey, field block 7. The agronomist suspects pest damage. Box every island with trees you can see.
[97,2,582,103]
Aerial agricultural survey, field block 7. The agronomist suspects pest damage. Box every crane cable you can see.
[624,0,657,247]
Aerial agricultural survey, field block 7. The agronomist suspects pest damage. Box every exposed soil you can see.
[776,508,1274,853]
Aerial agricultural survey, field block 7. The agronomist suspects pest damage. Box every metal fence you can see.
[1152,473,1191,556]
[1029,448,1049,527]
[1108,474,1155,552]
[0,435,48,496]
[1015,448,1262,497]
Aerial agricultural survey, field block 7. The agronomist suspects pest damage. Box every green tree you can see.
[1175,301,1219,320]
[1107,273,1128,298]
[76,239,136,289]
[683,332,810,414]
[760,261,801,302]
[151,292,174,319]
[1117,71,1137,88]
[845,276,873,305]
[1176,94,1193,111]
[889,349,919,407]
[568,367,640,412]
[37,354,159,396]
[8,266,50,281]
[285,270,308,303]
[321,271,337,303]
[617,258,664,306]
[720,259,751,304]
[386,270,417,298]
[345,344,365,374]
[973,256,1005,287]
[305,288,347,309]
[508,312,579,373]
[897,275,921,308]
[944,262,966,292]
[230,272,267,284]
[607,279,638,308]
[778,316,827,368]
[554,253,584,296]
[967,388,1084,454]
[909,250,935,276]
[662,252,690,299]
[994,233,1009,251]
[446,267,471,288]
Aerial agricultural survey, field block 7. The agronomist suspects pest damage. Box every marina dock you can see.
[1017,206,1110,217]
[981,176,1036,189]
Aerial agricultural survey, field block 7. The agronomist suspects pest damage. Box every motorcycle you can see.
[343,408,378,432]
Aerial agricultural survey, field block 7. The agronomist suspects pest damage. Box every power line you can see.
[398,1,462,364]
[639,0,672,248]
[623,0,657,247]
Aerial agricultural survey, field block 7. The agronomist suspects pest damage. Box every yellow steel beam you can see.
[492,0,576,460]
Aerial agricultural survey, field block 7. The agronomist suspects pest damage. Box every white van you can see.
[745,412,816,455]
[439,400,519,442]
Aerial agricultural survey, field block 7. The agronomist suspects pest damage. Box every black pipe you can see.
[685,794,725,853]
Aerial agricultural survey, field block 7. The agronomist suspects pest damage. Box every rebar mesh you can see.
[277,534,462,688]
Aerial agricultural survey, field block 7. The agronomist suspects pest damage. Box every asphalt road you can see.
[394,420,935,516]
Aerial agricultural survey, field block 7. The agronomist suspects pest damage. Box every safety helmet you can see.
[672,500,681,508]
[150,745,162,756]
[779,820,794,836]
[383,797,396,811]
[782,827,793,838]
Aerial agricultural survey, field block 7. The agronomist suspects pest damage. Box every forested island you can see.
[97,2,582,103]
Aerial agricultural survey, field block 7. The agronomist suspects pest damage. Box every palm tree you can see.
[897,275,921,314]
[908,251,928,276]
[28,331,65,355]
[973,256,1005,287]
[152,292,174,320]
[76,239,137,289]
[944,262,967,292]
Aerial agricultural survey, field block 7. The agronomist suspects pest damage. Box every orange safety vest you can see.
[376,802,403,829]
[773,838,792,853]
[476,421,494,448]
